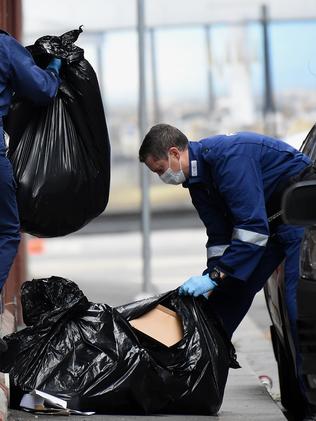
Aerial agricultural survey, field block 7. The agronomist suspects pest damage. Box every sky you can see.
[270,22,316,90]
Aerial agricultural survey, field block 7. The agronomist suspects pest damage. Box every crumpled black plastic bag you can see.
[0,277,239,415]
[4,27,110,237]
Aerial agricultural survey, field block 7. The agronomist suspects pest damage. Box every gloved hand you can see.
[46,57,62,75]
[179,274,218,297]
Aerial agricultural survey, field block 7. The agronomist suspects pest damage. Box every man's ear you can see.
[168,146,180,159]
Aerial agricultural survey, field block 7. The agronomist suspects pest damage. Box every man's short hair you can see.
[139,124,188,162]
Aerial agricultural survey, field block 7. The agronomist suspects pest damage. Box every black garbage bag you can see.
[0,277,239,415]
[4,27,110,237]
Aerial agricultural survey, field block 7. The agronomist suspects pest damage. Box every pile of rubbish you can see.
[1,277,239,415]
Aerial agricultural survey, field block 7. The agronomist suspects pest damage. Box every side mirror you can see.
[282,181,316,225]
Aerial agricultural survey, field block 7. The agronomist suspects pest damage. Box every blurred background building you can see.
[21,0,316,214]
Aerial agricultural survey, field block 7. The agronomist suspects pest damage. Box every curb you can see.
[233,314,281,402]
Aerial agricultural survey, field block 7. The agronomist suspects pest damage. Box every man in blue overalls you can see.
[0,30,61,350]
[139,123,310,401]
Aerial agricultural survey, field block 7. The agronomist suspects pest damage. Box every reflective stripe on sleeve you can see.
[232,228,268,247]
[207,244,230,260]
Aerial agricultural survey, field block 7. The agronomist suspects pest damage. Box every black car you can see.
[265,125,316,421]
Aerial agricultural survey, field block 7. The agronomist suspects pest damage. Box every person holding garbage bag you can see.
[0,29,61,350]
[139,123,310,340]
[6,27,111,238]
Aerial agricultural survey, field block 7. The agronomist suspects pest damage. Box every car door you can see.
[296,124,316,405]
[264,123,316,415]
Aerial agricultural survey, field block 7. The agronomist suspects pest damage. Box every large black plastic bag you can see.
[0,277,239,415]
[4,27,110,237]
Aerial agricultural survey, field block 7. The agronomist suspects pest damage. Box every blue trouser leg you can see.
[208,224,307,393]
[207,236,285,338]
[207,225,304,342]
[0,129,20,290]
[207,223,308,403]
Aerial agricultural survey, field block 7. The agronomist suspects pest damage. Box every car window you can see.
[300,124,316,162]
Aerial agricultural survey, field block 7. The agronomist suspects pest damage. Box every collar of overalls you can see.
[182,140,210,188]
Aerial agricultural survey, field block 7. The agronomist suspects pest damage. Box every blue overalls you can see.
[183,132,311,341]
[0,30,60,290]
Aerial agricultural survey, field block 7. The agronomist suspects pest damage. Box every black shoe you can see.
[0,337,7,353]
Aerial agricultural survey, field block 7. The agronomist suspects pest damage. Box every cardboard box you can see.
[129,304,183,347]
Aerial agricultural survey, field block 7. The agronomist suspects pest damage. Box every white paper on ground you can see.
[33,390,67,409]
[20,393,44,410]
[20,390,95,415]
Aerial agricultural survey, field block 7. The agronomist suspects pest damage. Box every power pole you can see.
[261,4,276,136]
[137,0,152,295]
[205,25,215,115]
[150,28,161,123]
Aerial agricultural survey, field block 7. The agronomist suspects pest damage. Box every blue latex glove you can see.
[179,274,218,297]
[46,57,62,75]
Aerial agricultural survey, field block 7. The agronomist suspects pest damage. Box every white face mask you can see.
[159,154,186,185]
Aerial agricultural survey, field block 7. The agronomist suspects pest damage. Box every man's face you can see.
[144,147,182,177]
[145,155,169,176]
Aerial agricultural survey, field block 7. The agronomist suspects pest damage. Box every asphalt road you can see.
[8,222,274,420]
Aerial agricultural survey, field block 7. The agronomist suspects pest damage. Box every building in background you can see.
[20,0,316,212]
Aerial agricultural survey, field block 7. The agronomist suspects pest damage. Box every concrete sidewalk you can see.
[7,313,286,421]
[218,315,285,420]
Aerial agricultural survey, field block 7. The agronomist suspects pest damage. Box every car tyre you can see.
[270,324,306,420]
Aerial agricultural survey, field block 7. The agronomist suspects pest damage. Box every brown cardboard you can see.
[129,304,183,347]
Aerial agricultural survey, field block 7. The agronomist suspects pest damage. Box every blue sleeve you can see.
[6,36,60,105]
[189,185,232,267]
[209,154,269,281]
